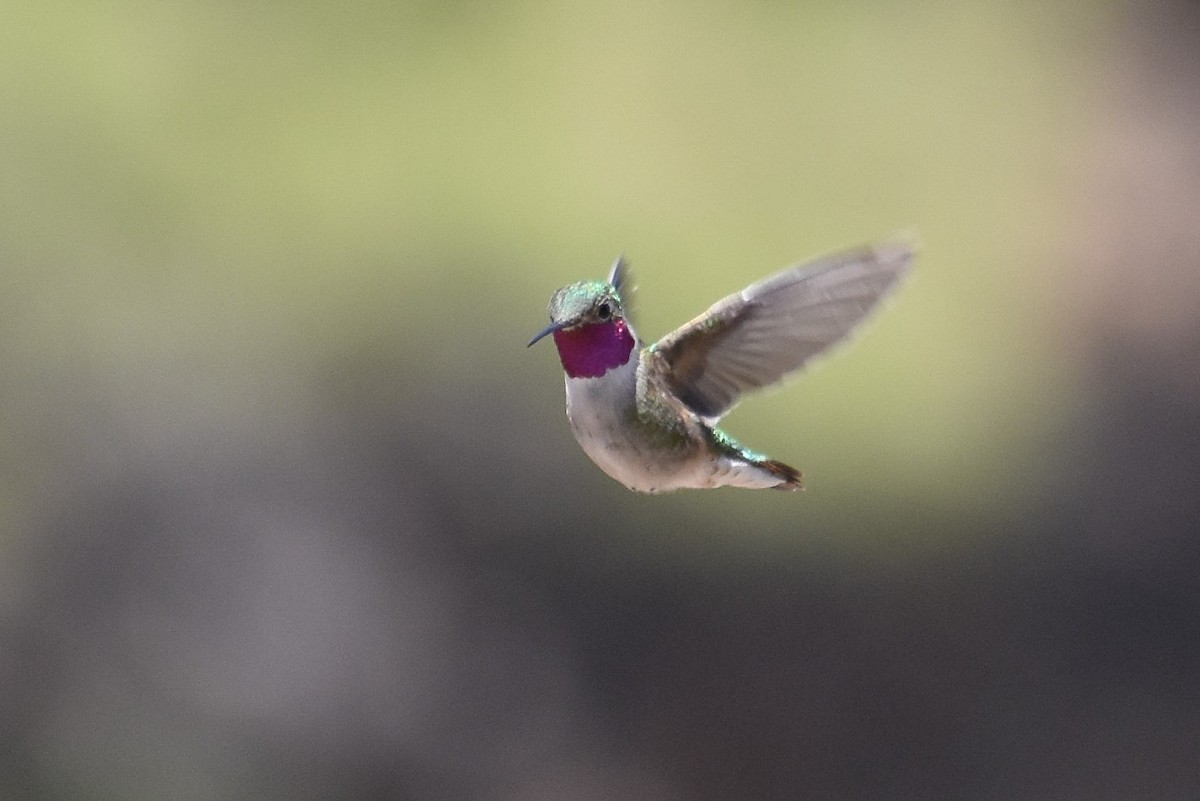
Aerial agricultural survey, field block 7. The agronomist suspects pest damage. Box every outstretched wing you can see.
[649,239,915,422]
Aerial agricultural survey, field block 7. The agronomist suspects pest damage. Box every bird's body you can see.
[561,343,797,492]
[529,240,914,492]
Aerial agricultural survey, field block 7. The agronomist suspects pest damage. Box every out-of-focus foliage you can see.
[2,0,1106,534]
[3,0,1200,799]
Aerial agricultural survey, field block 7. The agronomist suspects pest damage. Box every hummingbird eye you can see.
[596,302,612,321]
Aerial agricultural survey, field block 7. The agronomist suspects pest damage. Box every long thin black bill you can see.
[527,320,568,347]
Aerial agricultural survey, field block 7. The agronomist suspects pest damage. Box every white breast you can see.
[562,356,702,492]
[563,355,640,478]
[561,356,790,492]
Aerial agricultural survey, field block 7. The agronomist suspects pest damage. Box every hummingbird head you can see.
[528,258,637,379]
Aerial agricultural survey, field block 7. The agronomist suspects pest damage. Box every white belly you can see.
[561,357,793,492]
[562,358,715,492]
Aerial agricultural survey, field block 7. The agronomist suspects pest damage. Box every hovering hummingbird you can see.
[528,239,914,492]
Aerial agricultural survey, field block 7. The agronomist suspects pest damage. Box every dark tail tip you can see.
[761,459,804,491]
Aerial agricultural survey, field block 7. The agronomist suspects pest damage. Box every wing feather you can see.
[650,239,915,421]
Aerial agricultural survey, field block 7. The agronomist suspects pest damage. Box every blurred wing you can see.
[608,254,635,320]
[650,239,915,422]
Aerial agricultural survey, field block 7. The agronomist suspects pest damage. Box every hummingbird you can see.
[528,239,914,492]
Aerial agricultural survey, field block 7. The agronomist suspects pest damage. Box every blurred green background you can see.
[3,1,1199,799]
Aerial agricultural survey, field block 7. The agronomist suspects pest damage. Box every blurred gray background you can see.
[3,1,1199,799]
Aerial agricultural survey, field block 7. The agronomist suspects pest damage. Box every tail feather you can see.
[759,458,804,491]
[707,426,804,491]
